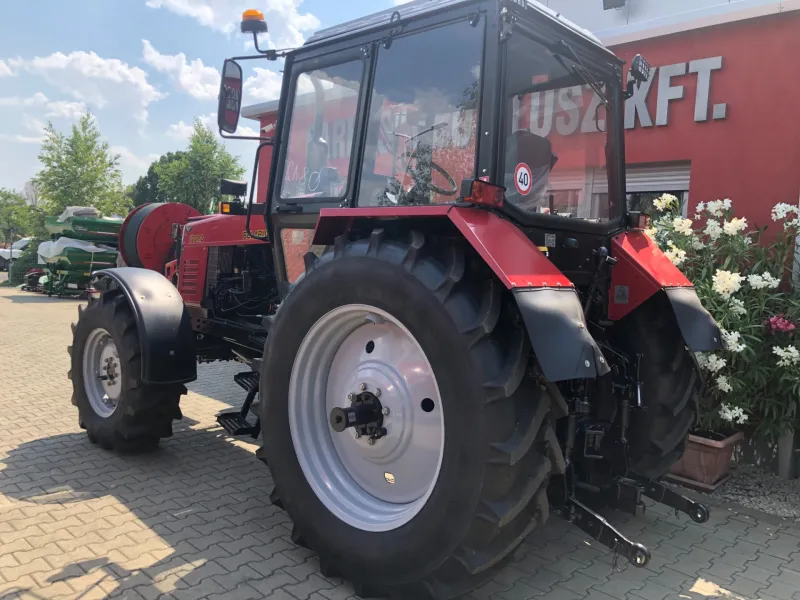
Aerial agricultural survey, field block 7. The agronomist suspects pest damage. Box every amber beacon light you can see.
[241,9,267,34]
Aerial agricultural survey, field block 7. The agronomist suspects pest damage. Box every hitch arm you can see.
[627,471,710,523]
[560,497,651,568]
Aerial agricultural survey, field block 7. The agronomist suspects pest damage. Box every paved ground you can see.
[2,282,800,600]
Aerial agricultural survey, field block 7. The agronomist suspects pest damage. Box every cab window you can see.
[358,21,483,207]
[280,60,363,200]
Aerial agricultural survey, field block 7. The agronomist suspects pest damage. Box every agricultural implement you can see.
[68,1,720,597]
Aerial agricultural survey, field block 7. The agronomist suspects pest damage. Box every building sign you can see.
[511,56,727,135]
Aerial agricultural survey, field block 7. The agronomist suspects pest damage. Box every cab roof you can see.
[305,0,615,59]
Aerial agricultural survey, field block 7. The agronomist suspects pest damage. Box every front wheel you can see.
[261,231,561,599]
[69,291,184,450]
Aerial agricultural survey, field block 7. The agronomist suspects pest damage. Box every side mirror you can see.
[217,59,243,134]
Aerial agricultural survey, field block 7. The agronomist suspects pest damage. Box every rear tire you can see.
[623,294,699,479]
[69,291,184,451]
[261,230,561,599]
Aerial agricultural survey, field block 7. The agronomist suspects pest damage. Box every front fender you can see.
[93,267,197,384]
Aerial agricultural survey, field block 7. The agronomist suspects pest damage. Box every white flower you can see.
[706,200,725,217]
[720,329,746,353]
[691,237,706,250]
[719,402,747,423]
[695,201,706,214]
[672,217,694,236]
[699,354,727,374]
[704,220,723,241]
[722,198,732,211]
[773,345,800,367]
[644,227,658,240]
[723,217,747,236]
[771,203,799,221]
[664,241,687,266]
[653,193,678,212]
[729,298,747,316]
[712,269,743,299]
[748,271,780,290]
[716,377,733,394]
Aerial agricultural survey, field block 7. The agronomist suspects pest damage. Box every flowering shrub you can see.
[647,194,800,440]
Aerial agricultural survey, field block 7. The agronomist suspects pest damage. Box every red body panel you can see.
[609,231,692,321]
[448,207,573,289]
[179,213,269,306]
[312,206,572,289]
[136,204,200,272]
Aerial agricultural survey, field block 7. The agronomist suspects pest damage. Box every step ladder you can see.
[216,367,261,438]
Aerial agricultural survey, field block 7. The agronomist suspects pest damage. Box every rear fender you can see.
[92,267,197,384]
[312,206,609,381]
[610,231,722,352]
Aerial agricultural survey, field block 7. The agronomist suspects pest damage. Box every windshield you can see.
[503,33,618,221]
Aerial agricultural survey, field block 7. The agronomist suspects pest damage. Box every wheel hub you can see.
[329,389,388,443]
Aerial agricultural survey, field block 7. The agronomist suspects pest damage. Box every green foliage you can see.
[130,151,187,206]
[34,112,132,217]
[155,121,245,214]
[7,237,45,286]
[0,189,29,243]
[649,195,800,441]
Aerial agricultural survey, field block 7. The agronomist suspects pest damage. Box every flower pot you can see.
[665,431,745,492]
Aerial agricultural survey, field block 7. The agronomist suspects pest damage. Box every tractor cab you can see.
[218,0,649,286]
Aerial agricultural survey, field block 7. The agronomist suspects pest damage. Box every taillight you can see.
[459,179,505,208]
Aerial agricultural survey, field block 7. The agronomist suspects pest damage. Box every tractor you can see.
[68,1,721,598]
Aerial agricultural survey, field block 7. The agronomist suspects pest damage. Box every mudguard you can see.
[312,206,610,382]
[92,267,197,384]
[610,231,721,352]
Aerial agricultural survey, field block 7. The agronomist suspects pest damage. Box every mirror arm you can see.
[220,132,276,143]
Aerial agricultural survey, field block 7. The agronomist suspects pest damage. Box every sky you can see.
[0,0,411,193]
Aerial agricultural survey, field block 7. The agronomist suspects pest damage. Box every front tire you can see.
[261,231,561,599]
[69,291,184,451]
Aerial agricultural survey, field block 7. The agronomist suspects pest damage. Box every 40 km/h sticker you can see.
[514,163,533,196]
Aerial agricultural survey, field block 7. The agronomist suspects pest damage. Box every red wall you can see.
[612,12,800,227]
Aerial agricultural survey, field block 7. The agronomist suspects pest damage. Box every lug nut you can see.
[375,388,381,397]
[382,407,390,416]
[360,383,367,392]
[347,393,354,401]
[354,431,361,439]
[368,438,375,445]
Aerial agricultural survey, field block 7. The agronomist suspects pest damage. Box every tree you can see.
[155,121,245,214]
[35,112,132,217]
[22,180,42,209]
[130,151,186,206]
[0,189,28,244]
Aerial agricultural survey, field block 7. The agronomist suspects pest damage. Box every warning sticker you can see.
[514,163,533,196]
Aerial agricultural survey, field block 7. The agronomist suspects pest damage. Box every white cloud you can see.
[168,111,258,140]
[145,0,320,48]
[112,145,161,176]
[9,51,165,124]
[0,93,86,120]
[45,100,88,119]
[394,0,414,4]
[243,68,283,102]
[0,133,46,144]
[0,60,13,77]
[142,40,220,101]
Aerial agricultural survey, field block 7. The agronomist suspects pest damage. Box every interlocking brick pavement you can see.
[2,283,800,600]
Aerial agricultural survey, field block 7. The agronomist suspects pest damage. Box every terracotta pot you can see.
[666,431,745,492]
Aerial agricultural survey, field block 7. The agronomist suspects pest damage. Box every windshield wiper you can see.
[555,40,609,108]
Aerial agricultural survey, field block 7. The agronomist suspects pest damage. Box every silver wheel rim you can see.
[82,328,122,418]
[289,304,444,532]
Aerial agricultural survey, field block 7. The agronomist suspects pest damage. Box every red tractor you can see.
[69,1,720,597]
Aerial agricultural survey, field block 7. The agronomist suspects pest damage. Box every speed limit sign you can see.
[514,163,533,196]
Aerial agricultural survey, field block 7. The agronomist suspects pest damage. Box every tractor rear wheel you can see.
[623,294,700,479]
[69,290,184,451]
[261,230,561,600]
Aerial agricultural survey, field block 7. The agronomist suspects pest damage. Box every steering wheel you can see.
[427,161,458,196]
